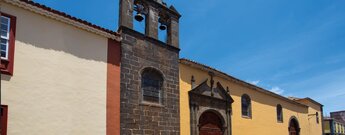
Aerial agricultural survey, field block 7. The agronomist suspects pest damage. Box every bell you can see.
[159,24,167,30]
[135,13,144,22]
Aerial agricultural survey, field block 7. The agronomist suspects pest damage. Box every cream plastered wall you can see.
[1,3,108,135]
[180,63,323,135]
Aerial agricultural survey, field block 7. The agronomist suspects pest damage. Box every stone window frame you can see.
[241,94,252,118]
[0,12,16,76]
[276,104,283,123]
[139,67,165,106]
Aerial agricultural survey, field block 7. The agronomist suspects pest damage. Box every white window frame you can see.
[1,16,11,60]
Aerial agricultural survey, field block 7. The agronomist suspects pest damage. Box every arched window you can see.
[141,68,163,104]
[277,104,283,122]
[316,112,319,124]
[241,94,252,117]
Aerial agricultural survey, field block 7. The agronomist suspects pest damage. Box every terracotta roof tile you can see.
[19,0,120,37]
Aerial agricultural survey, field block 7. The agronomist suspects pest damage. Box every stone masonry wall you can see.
[120,27,180,135]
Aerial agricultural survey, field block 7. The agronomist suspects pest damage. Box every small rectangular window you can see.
[0,12,16,75]
[0,16,10,59]
[276,104,283,122]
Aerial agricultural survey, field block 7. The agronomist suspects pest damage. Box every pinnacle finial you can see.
[154,0,167,6]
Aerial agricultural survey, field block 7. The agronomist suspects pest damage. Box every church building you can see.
[179,59,323,135]
[1,0,324,135]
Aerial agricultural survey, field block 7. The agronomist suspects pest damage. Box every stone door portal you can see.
[189,75,233,135]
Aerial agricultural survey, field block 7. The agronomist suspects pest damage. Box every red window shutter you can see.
[0,105,8,135]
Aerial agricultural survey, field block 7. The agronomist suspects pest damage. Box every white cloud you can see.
[269,86,284,95]
[246,81,284,95]
[248,80,260,85]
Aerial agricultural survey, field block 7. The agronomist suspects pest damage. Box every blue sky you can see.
[33,0,345,115]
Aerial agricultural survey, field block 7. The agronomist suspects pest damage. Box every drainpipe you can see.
[330,120,334,135]
[321,106,324,135]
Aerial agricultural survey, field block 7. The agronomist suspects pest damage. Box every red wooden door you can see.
[1,105,8,135]
[199,111,223,135]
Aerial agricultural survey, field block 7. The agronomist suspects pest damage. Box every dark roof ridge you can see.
[331,110,345,113]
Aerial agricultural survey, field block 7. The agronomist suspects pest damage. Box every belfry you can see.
[118,0,181,134]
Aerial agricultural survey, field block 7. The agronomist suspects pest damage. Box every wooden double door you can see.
[199,111,223,135]
[199,124,223,135]
[289,118,300,135]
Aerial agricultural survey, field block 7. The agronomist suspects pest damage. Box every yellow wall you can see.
[180,63,323,135]
[294,99,323,135]
[1,3,109,135]
[324,120,330,133]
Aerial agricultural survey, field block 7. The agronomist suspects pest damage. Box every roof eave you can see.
[4,0,121,41]
[180,58,309,108]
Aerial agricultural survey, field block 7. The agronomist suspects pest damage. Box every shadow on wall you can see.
[19,6,109,62]
[1,8,112,80]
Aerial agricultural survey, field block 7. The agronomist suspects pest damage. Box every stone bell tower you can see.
[118,0,181,134]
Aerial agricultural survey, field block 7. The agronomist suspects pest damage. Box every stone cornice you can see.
[119,26,180,52]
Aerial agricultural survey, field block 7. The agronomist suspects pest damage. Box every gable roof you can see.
[180,58,309,108]
[3,0,121,41]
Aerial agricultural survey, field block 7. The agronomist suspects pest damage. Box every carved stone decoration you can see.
[191,75,196,89]
[189,79,234,135]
